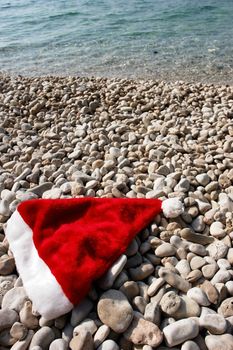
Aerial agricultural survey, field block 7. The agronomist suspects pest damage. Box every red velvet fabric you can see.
[18,198,162,305]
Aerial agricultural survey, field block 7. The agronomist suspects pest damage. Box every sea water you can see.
[0,0,233,83]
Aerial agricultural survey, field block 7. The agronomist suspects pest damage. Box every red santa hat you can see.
[6,197,183,320]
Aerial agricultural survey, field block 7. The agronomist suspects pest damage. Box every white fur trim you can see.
[5,210,73,320]
[162,198,184,218]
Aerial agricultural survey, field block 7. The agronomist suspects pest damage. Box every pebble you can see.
[218,297,233,317]
[71,298,93,327]
[187,287,210,306]
[0,308,19,331]
[69,330,93,350]
[94,325,110,348]
[181,341,200,350]
[159,268,191,292]
[97,289,133,333]
[49,339,68,350]
[199,314,227,334]
[209,221,226,238]
[190,256,206,270]
[206,241,229,260]
[73,319,97,336]
[205,334,233,350]
[211,269,231,284]
[200,280,219,304]
[163,318,199,347]
[10,322,28,340]
[155,243,176,257]
[11,330,34,350]
[124,313,163,347]
[29,327,55,350]
[19,301,39,329]
[226,281,233,296]
[129,263,154,280]
[147,278,165,297]
[0,256,15,275]
[98,255,127,289]
[97,340,119,350]
[2,287,28,312]
[180,228,214,245]
[144,301,161,325]
[202,264,218,279]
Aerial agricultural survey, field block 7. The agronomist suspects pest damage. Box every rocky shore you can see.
[0,74,232,350]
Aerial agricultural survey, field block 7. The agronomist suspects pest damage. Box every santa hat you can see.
[5,197,183,320]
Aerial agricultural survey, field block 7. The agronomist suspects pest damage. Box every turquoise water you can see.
[1,0,233,83]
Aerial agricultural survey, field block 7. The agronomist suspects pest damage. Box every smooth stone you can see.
[172,296,201,319]
[205,334,233,350]
[190,256,206,270]
[200,314,227,334]
[174,178,190,192]
[10,322,28,340]
[93,325,110,348]
[28,183,53,196]
[73,319,97,336]
[196,174,210,186]
[97,340,119,350]
[0,279,15,305]
[97,289,133,333]
[187,288,210,306]
[226,281,233,296]
[191,216,205,232]
[19,301,39,329]
[29,327,55,350]
[163,319,199,347]
[160,291,182,316]
[209,222,226,239]
[155,243,176,257]
[217,259,231,270]
[206,241,228,260]
[0,256,15,275]
[125,239,138,256]
[69,331,94,350]
[2,287,28,312]
[200,280,219,304]
[71,298,93,327]
[11,330,34,350]
[175,260,191,278]
[62,323,74,344]
[189,244,207,257]
[200,307,217,317]
[211,270,231,285]
[186,270,203,283]
[0,328,17,347]
[119,281,139,300]
[0,308,19,331]
[98,255,127,289]
[129,263,154,280]
[124,313,163,347]
[180,228,214,245]
[42,188,62,199]
[133,296,147,314]
[158,268,191,293]
[49,339,68,350]
[147,278,165,297]
[228,248,233,264]
[218,297,233,317]
[202,264,218,279]
[181,341,200,350]
[144,301,161,325]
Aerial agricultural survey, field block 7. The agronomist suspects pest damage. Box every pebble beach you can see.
[0,74,233,350]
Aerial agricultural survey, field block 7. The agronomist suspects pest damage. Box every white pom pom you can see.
[161,198,184,218]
